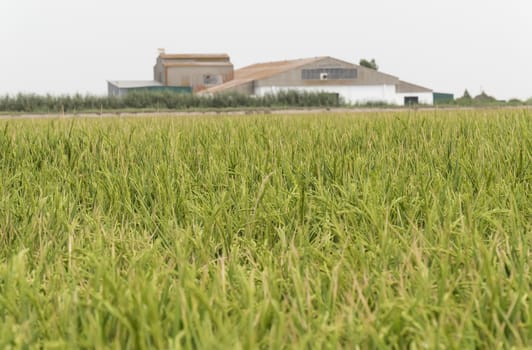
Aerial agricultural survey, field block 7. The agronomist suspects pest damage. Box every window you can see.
[302,68,357,80]
[203,74,222,85]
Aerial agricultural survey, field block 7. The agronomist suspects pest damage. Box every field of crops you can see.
[0,109,530,348]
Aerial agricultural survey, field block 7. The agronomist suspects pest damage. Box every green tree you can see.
[473,91,498,104]
[507,98,523,106]
[359,58,379,70]
[455,89,473,105]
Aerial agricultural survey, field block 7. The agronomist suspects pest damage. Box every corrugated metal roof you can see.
[233,57,326,80]
[200,57,432,95]
[200,57,327,94]
[396,80,432,93]
[107,80,163,88]
[159,53,230,60]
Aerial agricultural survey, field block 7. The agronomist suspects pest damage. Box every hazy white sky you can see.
[1,0,531,99]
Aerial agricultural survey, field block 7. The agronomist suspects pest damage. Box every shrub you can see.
[0,91,344,113]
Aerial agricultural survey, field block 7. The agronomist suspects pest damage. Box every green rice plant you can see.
[0,109,530,348]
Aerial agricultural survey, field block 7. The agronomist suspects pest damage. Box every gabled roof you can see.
[163,61,233,68]
[231,57,326,81]
[107,80,163,88]
[200,57,327,94]
[396,80,432,93]
[159,53,230,60]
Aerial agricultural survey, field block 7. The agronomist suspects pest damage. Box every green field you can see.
[0,110,530,348]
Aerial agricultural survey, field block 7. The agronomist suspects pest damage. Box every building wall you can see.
[394,92,433,105]
[433,92,454,104]
[107,83,192,97]
[108,83,126,97]
[255,85,398,105]
[154,58,166,84]
[166,65,233,92]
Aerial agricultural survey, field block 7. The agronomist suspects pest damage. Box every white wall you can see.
[108,83,123,97]
[255,85,398,105]
[395,92,433,105]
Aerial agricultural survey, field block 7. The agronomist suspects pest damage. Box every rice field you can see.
[0,109,530,349]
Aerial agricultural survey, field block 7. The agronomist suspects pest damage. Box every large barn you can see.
[200,56,434,106]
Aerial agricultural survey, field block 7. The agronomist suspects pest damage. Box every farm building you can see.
[107,52,233,97]
[108,53,449,104]
[107,80,191,97]
[153,53,234,92]
[433,92,454,104]
[200,56,435,105]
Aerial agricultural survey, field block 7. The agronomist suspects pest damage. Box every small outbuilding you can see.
[153,53,234,92]
[107,80,191,97]
[433,92,454,104]
[396,80,433,105]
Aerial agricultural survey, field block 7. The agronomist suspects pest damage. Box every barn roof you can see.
[163,62,233,68]
[107,80,163,88]
[396,80,432,93]
[159,53,230,60]
[200,57,326,94]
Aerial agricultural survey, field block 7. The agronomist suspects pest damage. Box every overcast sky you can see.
[1,0,531,100]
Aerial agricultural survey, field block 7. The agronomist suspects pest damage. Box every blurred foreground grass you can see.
[0,109,530,348]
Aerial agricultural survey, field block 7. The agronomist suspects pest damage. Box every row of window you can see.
[302,68,357,80]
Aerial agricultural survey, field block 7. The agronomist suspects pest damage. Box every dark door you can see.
[404,96,419,105]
